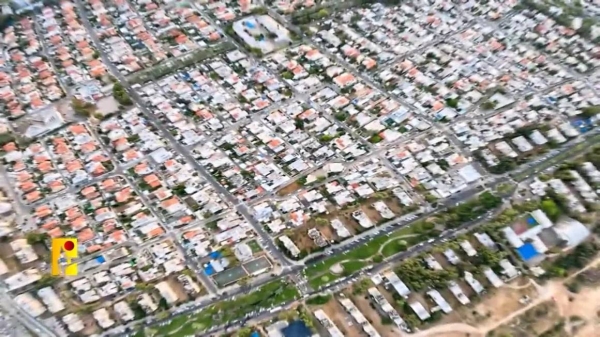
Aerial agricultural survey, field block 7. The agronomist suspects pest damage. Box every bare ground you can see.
[320,300,363,337]
[277,181,303,197]
[412,257,600,337]
[353,292,402,337]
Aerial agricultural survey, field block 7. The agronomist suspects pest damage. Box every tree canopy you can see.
[112,83,133,106]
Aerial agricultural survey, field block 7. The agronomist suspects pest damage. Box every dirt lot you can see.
[421,333,474,337]
[318,300,363,337]
[360,204,384,225]
[80,313,101,336]
[552,281,600,337]
[384,198,404,216]
[463,278,538,327]
[288,226,321,253]
[491,301,562,337]
[0,242,20,271]
[289,207,359,252]
[352,292,402,337]
[413,274,600,337]
[166,276,190,303]
[277,181,303,197]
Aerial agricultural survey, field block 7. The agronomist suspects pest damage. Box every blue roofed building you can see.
[502,209,591,265]
[516,242,539,262]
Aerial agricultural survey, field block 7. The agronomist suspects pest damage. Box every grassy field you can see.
[304,224,430,289]
[139,279,299,336]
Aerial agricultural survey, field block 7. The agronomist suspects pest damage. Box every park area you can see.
[136,279,299,337]
[304,223,437,289]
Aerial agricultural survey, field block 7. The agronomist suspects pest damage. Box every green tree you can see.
[250,6,268,15]
[478,191,502,209]
[334,112,347,121]
[481,100,497,110]
[158,297,169,310]
[316,9,329,19]
[305,294,332,305]
[369,134,383,143]
[314,217,329,227]
[541,198,561,221]
[112,82,133,106]
[72,98,97,117]
[445,97,459,108]
[36,274,59,288]
[26,232,49,245]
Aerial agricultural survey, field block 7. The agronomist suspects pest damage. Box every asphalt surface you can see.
[0,284,56,337]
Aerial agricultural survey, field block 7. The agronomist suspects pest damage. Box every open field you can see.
[413,272,600,337]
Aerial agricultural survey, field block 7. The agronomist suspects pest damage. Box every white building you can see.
[368,287,409,331]
[483,267,504,288]
[383,271,411,298]
[37,287,65,313]
[93,308,115,329]
[155,281,179,304]
[314,309,344,337]
[339,298,381,337]
[409,301,431,321]
[14,293,46,317]
[426,289,452,313]
[62,314,84,333]
[499,259,519,279]
[114,301,135,322]
[464,271,485,294]
[279,235,300,257]
[448,281,470,305]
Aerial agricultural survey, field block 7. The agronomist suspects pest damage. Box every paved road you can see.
[0,284,57,337]
[73,0,291,269]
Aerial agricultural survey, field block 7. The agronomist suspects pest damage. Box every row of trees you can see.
[396,258,458,291]
[438,191,502,229]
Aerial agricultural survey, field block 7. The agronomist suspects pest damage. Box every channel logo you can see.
[51,238,78,276]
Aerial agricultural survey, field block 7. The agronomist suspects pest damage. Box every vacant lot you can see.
[277,181,303,197]
[352,291,401,337]
[463,278,537,327]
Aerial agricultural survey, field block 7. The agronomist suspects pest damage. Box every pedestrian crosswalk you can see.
[290,272,309,294]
